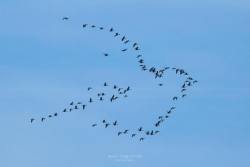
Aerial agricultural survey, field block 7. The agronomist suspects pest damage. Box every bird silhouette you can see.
[104,82,108,86]
[82,105,86,110]
[138,127,143,132]
[87,87,92,91]
[121,36,126,41]
[103,53,109,57]
[89,98,93,103]
[123,129,129,134]
[139,137,144,141]
[82,24,87,28]
[118,132,122,136]
[30,118,35,123]
[133,43,138,47]
[121,49,128,52]
[54,113,58,117]
[182,94,187,98]
[41,117,46,122]
[137,55,142,58]
[109,28,114,32]
[70,102,74,105]
[124,40,129,44]
[173,97,178,101]
[131,134,136,137]
[113,121,118,126]
[62,17,69,20]
[114,33,120,37]
[92,124,97,127]
[105,123,110,128]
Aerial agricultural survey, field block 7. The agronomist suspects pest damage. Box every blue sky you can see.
[0,0,250,166]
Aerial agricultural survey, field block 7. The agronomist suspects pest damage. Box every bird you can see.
[70,102,74,105]
[91,123,97,127]
[41,117,46,122]
[105,123,110,128]
[89,98,93,103]
[77,102,82,105]
[48,115,52,118]
[173,96,178,101]
[104,82,108,86]
[91,25,96,28]
[138,127,143,132]
[135,46,140,50]
[63,109,67,112]
[113,121,118,126]
[154,130,160,134]
[158,83,163,86]
[87,87,92,91]
[99,97,103,101]
[124,95,128,98]
[103,53,109,57]
[150,130,154,135]
[118,132,122,136]
[74,105,78,109]
[82,105,86,110]
[126,86,130,91]
[181,88,186,92]
[182,94,187,98]
[139,137,144,141]
[62,17,69,20]
[124,40,129,44]
[137,55,142,58]
[54,113,58,117]
[99,27,104,30]
[167,110,172,114]
[133,43,138,47]
[193,80,198,84]
[30,118,35,123]
[121,48,128,52]
[102,120,106,123]
[131,134,136,137]
[114,33,120,37]
[82,24,88,28]
[110,95,118,102]
[121,36,126,41]
[123,129,129,134]
[113,85,117,89]
[109,28,114,32]
[138,59,144,63]
[146,131,150,135]
[170,107,176,110]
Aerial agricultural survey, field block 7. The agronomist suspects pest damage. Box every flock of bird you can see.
[30,17,198,142]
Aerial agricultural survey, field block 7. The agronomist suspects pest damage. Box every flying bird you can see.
[87,87,92,91]
[113,121,118,126]
[114,33,120,37]
[62,17,69,20]
[30,118,35,123]
[173,96,178,101]
[121,49,128,52]
[92,124,97,127]
[131,134,136,137]
[82,24,88,28]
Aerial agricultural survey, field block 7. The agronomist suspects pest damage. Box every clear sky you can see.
[0,0,250,167]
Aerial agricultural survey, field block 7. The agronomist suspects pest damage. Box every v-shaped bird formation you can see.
[29,17,198,142]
